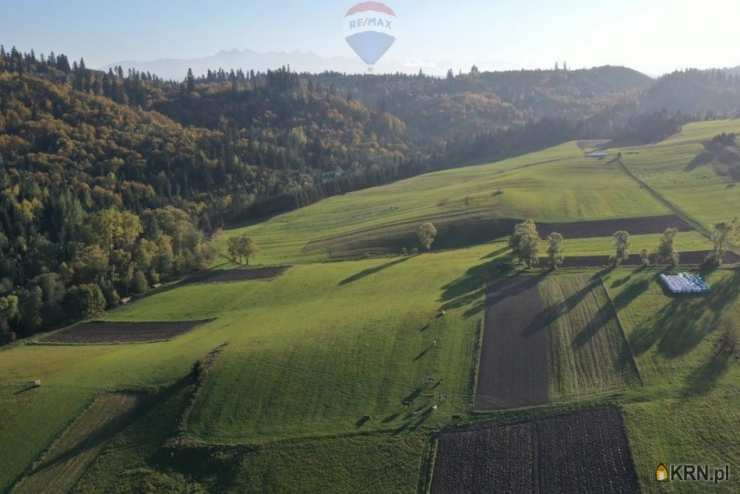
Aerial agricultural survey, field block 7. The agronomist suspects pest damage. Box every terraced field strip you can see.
[431,408,639,493]
[475,275,550,410]
[539,275,641,399]
[12,393,140,494]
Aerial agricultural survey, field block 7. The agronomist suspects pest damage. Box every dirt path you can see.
[475,276,550,410]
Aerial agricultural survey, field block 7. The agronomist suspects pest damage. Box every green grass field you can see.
[217,141,673,264]
[1,120,739,493]
[12,393,140,494]
[539,274,641,399]
[614,119,740,232]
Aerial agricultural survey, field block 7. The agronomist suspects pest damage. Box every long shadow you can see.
[13,385,38,395]
[630,270,740,358]
[439,258,514,318]
[413,346,434,361]
[401,387,423,405]
[338,256,411,286]
[481,246,511,260]
[522,275,600,338]
[680,351,733,398]
[611,275,657,312]
[31,375,191,474]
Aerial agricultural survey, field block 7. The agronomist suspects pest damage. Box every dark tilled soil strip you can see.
[304,214,695,259]
[185,266,289,283]
[475,276,549,410]
[543,250,740,268]
[538,214,693,238]
[42,319,214,344]
[431,408,639,494]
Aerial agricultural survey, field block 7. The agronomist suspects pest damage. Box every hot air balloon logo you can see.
[343,2,397,67]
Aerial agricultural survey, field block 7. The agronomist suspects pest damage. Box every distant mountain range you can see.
[104,49,529,80]
[104,49,455,80]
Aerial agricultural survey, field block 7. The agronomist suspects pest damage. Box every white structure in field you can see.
[660,273,710,294]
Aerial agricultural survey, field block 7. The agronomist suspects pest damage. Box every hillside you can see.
[2,119,738,493]
[641,69,740,115]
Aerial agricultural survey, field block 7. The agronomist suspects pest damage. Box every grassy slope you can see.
[542,231,712,258]
[539,274,640,399]
[12,394,139,494]
[110,247,497,443]
[603,267,740,492]
[615,119,740,231]
[227,434,428,494]
[218,142,669,264]
[2,121,740,493]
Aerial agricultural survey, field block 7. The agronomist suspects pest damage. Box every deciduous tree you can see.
[546,232,565,270]
[612,230,631,267]
[417,223,438,251]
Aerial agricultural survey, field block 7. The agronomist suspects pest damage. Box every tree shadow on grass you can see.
[610,273,659,312]
[480,246,511,260]
[13,385,38,395]
[629,270,740,358]
[338,256,412,286]
[439,259,515,319]
[32,375,191,475]
[401,387,423,406]
[680,351,733,399]
[522,275,600,339]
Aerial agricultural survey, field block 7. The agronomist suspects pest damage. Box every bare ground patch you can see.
[539,214,693,238]
[475,275,550,410]
[41,320,214,344]
[431,408,639,494]
[12,393,141,494]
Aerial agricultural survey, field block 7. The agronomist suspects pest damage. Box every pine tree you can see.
[186,68,195,93]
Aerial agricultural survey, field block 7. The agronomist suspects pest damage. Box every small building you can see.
[660,273,710,295]
[586,151,609,159]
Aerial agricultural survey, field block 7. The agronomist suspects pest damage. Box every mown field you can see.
[217,141,674,264]
[12,394,140,494]
[539,274,641,399]
[1,120,739,493]
[614,119,740,232]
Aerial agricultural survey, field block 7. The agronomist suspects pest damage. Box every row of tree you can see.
[508,220,739,270]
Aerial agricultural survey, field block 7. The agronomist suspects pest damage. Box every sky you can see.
[1,0,739,76]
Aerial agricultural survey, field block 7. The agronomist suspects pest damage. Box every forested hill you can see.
[640,69,740,115]
[0,61,418,344]
[3,45,740,344]
[309,66,653,144]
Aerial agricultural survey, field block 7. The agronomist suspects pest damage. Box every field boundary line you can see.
[598,279,644,387]
[178,342,229,435]
[614,158,711,237]
[418,436,439,494]
[469,318,486,411]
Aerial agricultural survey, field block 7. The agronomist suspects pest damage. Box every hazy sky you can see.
[1,0,739,75]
